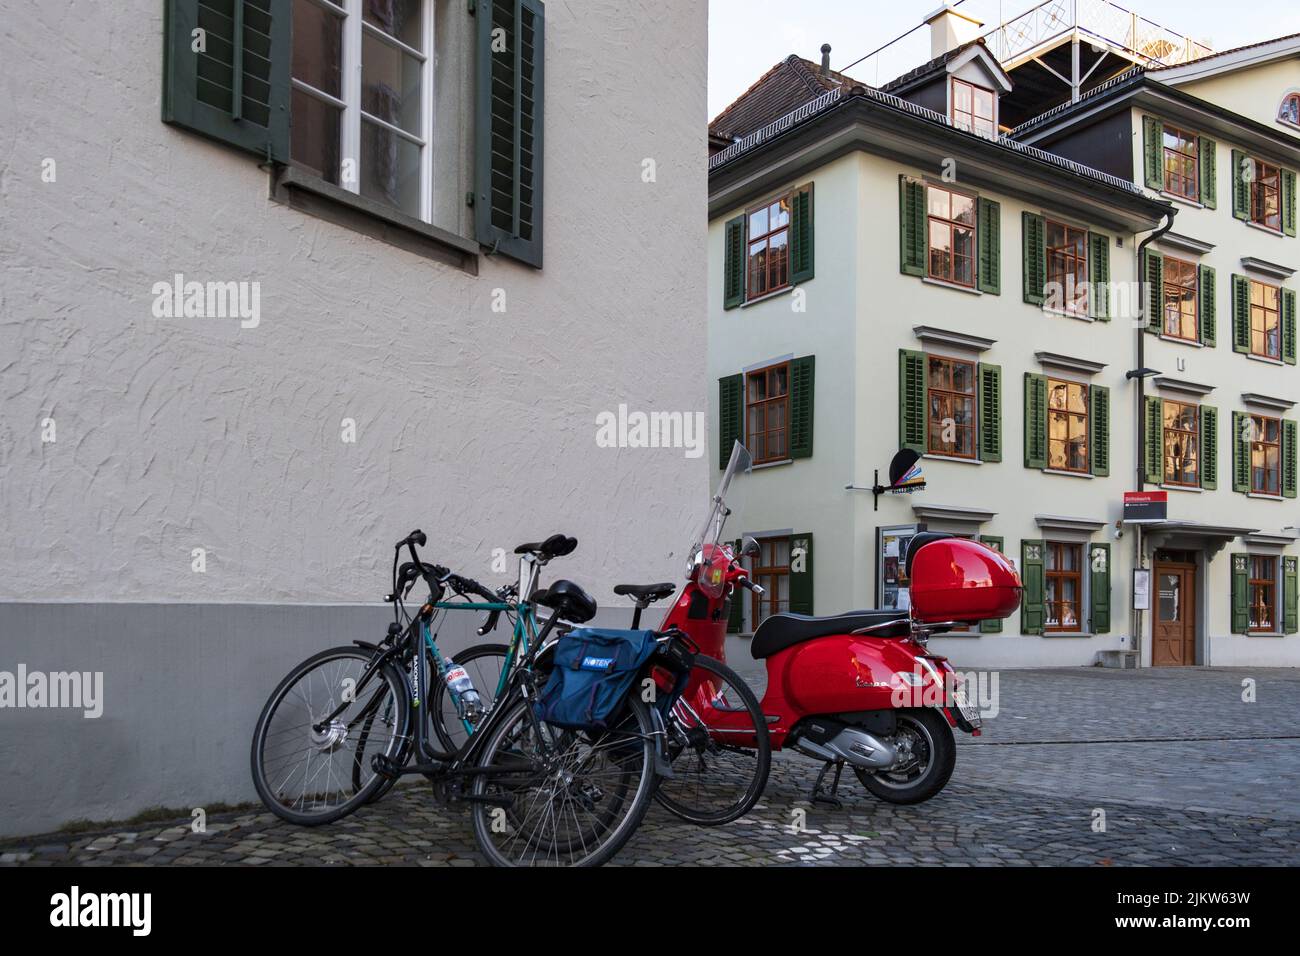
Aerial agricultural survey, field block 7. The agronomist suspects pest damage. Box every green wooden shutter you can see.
[1090,384,1110,477]
[1231,274,1251,353]
[1090,542,1111,634]
[723,215,746,309]
[1283,289,1297,365]
[789,355,815,459]
[789,534,813,615]
[979,536,1005,633]
[791,186,815,284]
[1230,553,1249,634]
[1283,169,1297,237]
[1231,150,1250,220]
[474,0,546,268]
[1198,264,1216,346]
[1142,115,1164,189]
[718,374,743,470]
[899,350,927,454]
[977,197,1001,295]
[1022,212,1046,306]
[1284,419,1298,499]
[1232,411,1250,494]
[1200,404,1217,490]
[728,539,744,633]
[1144,249,1164,333]
[1144,395,1165,485]
[1020,540,1045,635]
[978,362,1002,463]
[899,176,926,276]
[1024,373,1047,469]
[1199,137,1217,208]
[162,0,290,162]
[1285,556,1298,634]
[1089,232,1110,320]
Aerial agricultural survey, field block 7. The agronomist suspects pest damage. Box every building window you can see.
[1249,555,1276,631]
[1161,125,1199,200]
[745,362,790,464]
[291,0,432,221]
[1163,400,1199,487]
[1045,219,1088,315]
[1162,255,1198,341]
[926,185,976,287]
[1249,414,1281,496]
[1281,93,1300,128]
[926,355,976,457]
[951,78,996,138]
[1045,541,1083,632]
[1250,280,1282,360]
[749,536,790,628]
[746,194,792,300]
[1047,379,1089,473]
[1249,158,1282,232]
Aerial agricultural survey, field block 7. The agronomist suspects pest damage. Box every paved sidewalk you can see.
[2,667,1297,866]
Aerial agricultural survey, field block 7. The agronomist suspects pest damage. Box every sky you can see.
[709,0,1300,120]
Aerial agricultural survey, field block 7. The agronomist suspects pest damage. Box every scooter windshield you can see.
[687,441,752,577]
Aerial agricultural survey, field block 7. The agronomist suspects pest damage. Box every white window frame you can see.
[291,0,435,223]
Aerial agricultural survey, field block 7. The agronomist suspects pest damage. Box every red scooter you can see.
[624,443,1021,810]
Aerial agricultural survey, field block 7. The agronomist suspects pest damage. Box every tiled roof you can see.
[879,39,977,93]
[709,55,866,142]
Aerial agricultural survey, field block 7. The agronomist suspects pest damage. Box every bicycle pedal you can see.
[371,754,401,779]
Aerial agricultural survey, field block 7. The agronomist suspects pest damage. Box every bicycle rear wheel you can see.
[654,654,771,825]
[431,642,511,752]
[469,696,658,867]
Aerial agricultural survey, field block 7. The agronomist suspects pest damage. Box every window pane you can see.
[362,31,424,135]
[290,88,343,184]
[954,82,971,112]
[927,188,950,220]
[749,207,768,237]
[364,0,424,50]
[293,0,343,97]
[768,230,789,289]
[974,88,994,119]
[360,118,422,218]
[770,198,790,230]
[748,241,767,296]
[950,194,975,225]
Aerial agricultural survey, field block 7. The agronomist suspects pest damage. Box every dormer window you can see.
[951,78,995,138]
[1280,92,1300,129]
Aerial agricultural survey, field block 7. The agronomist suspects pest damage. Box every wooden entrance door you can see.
[1152,560,1197,666]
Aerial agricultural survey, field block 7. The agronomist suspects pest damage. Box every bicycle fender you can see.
[646,703,675,780]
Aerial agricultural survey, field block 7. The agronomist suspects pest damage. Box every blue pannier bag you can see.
[536,628,659,732]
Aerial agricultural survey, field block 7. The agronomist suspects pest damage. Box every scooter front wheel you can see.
[853,708,955,805]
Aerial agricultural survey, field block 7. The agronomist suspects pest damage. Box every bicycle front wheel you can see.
[469,696,658,867]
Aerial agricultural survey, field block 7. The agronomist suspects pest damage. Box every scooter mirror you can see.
[740,535,761,558]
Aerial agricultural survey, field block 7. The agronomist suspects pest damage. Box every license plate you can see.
[952,686,982,729]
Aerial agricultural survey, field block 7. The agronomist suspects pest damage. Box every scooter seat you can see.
[750,610,909,659]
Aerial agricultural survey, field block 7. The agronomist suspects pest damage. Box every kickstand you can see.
[810,761,845,808]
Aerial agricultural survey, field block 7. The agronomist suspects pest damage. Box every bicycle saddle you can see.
[514,534,577,559]
[613,582,676,606]
[533,579,598,624]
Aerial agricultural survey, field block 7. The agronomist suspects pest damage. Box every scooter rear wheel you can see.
[853,708,955,805]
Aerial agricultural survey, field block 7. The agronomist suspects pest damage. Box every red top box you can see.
[909,538,1023,624]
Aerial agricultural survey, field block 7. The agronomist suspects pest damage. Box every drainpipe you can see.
[1132,210,1177,661]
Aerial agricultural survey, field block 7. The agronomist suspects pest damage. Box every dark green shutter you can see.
[1199,136,1216,208]
[1283,289,1297,365]
[727,539,744,633]
[791,186,815,284]
[1144,249,1164,333]
[1231,150,1250,220]
[979,536,1004,633]
[1230,553,1249,634]
[1283,169,1297,237]
[899,350,927,454]
[162,0,290,162]
[977,197,1001,295]
[978,363,1002,463]
[718,374,743,470]
[1232,411,1250,494]
[1231,274,1251,354]
[1089,232,1110,320]
[723,215,745,309]
[1199,264,1216,346]
[1022,212,1045,306]
[1024,373,1047,469]
[1285,557,1298,634]
[1200,404,1217,490]
[789,534,813,615]
[789,355,815,459]
[1144,395,1165,485]
[1090,543,1111,634]
[1142,115,1164,189]
[474,0,545,267]
[1284,419,1298,499]
[1020,540,1045,635]
[1091,384,1109,477]
[899,176,926,276]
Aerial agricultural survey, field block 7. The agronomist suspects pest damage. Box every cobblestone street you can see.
[3,667,1297,866]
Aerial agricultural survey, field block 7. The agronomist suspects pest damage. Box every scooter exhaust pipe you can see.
[791,720,897,770]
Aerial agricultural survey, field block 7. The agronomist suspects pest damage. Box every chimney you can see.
[820,43,832,76]
[924,3,984,59]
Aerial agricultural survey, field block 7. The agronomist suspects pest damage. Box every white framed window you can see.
[290,0,434,222]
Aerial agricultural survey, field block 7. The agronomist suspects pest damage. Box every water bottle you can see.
[444,658,484,720]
